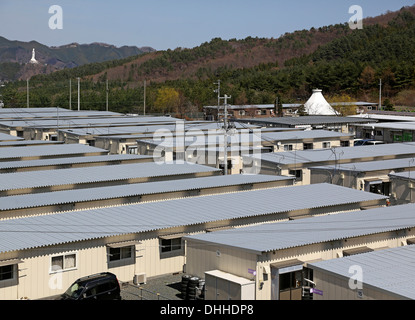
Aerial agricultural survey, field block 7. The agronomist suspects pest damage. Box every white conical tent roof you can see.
[304,89,338,115]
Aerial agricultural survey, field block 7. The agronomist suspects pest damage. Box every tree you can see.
[358,66,376,91]
[327,94,357,116]
[154,87,180,114]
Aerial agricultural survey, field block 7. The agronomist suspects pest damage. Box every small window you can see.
[161,238,182,253]
[340,141,350,147]
[0,265,14,281]
[288,170,302,181]
[51,253,77,272]
[303,143,313,150]
[127,146,138,154]
[109,246,132,262]
[239,110,245,116]
[322,142,331,148]
[284,144,293,151]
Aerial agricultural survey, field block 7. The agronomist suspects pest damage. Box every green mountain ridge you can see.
[0,36,155,80]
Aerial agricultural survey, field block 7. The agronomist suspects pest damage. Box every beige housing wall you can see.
[185,228,415,300]
[390,176,415,205]
[272,139,351,153]
[0,194,386,300]
[312,270,405,300]
[0,229,188,300]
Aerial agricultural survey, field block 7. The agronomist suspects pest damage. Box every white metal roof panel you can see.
[0,154,153,170]
[0,116,181,128]
[0,140,63,147]
[60,122,259,137]
[0,162,221,191]
[0,133,23,141]
[250,142,415,165]
[0,183,387,253]
[310,158,415,173]
[0,174,293,211]
[236,116,376,125]
[0,144,107,161]
[185,203,413,253]
[308,245,415,299]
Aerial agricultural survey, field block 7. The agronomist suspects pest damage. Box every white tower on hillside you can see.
[29,48,38,64]
[304,89,338,115]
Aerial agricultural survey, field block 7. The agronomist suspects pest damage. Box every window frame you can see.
[322,141,331,149]
[160,237,183,255]
[284,144,293,151]
[108,245,133,262]
[49,252,78,274]
[0,264,15,282]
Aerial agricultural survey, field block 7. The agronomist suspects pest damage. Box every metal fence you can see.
[119,281,171,300]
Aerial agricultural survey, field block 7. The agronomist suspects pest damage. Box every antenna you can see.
[77,77,80,111]
[143,80,146,116]
[69,79,72,110]
[220,94,231,175]
[214,80,220,120]
[379,78,382,111]
[26,79,29,108]
[106,79,109,112]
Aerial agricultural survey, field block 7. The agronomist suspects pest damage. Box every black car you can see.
[59,272,121,300]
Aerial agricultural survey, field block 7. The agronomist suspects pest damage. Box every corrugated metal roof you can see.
[250,142,415,165]
[139,130,353,148]
[0,174,294,211]
[0,154,153,170]
[0,140,63,147]
[0,107,70,113]
[60,122,258,137]
[353,121,415,130]
[0,144,107,161]
[308,245,415,299]
[185,203,415,253]
[235,116,376,125]
[0,162,221,191]
[389,171,415,181]
[0,133,23,141]
[310,158,415,173]
[0,183,387,254]
[0,116,181,128]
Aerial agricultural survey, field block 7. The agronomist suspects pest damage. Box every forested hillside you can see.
[2,5,415,115]
[0,37,155,81]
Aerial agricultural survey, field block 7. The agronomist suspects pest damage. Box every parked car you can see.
[59,272,121,300]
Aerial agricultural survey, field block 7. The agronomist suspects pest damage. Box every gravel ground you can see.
[120,273,187,300]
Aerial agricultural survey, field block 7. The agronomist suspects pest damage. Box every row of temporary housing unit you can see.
[135,130,355,174]
[0,182,389,300]
[184,203,415,300]
[232,115,376,134]
[1,108,415,301]
[203,89,379,120]
[246,142,415,186]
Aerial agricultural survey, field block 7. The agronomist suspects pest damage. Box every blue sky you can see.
[1,0,414,50]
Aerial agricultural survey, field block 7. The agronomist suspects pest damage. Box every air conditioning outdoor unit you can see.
[133,273,147,285]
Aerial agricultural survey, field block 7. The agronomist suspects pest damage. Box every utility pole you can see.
[143,80,146,115]
[77,77,80,111]
[222,94,231,175]
[106,79,109,112]
[379,78,382,111]
[214,80,220,120]
[26,79,29,108]
[69,79,72,110]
